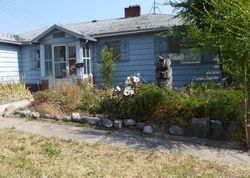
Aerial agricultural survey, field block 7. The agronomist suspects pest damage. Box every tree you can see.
[169,0,250,149]
[100,47,117,87]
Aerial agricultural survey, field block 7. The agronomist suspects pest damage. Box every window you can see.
[155,38,168,59]
[68,46,76,75]
[103,41,129,61]
[45,45,53,76]
[30,46,40,70]
[168,37,217,64]
[53,32,65,39]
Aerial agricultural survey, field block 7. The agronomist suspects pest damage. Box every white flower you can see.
[123,86,133,96]
[123,89,131,96]
[116,86,121,92]
[125,80,132,85]
[133,76,140,83]
[127,76,131,80]
[124,86,131,90]
[130,89,135,95]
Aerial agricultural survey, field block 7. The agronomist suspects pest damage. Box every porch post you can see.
[40,44,48,90]
[76,39,84,81]
[40,44,46,79]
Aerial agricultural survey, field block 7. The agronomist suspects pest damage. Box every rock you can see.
[2,105,16,117]
[71,113,84,123]
[42,113,54,119]
[71,112,81,119]
[143,125,154,134]
[16,110,31,117]
[124,119,136,126]
[114,120,123,129]
[53,115,64,121]
[85,116,101,125]
[30,112,40,119]
[62,116,71,122]
[186,117,210,138]
[226,121,241,140]
[136,122,146,130]
[102,119,113,128]
[210,120,227,140]
[169,125,184,136]
[4,105,15,113]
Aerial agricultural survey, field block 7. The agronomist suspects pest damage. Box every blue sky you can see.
[0,0,174,34]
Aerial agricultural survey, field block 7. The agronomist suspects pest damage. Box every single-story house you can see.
[0,5,221,90]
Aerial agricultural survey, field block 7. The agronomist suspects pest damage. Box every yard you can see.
[0,128,249,178]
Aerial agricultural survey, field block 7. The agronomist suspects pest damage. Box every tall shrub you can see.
[101,47,117,87]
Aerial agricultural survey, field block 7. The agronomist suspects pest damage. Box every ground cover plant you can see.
[0,81,32,103]
[0,129,249,178]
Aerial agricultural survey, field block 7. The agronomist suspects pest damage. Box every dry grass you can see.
[0,129,249,178]
[0,82,32,102]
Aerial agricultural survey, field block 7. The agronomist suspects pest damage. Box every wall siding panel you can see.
[0,43,20,83]
[92,33,221,87]
[20,45,40,84]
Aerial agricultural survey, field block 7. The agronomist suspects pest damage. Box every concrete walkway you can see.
[0,117,249,167]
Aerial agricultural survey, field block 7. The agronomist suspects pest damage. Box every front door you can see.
[53,45,67,84]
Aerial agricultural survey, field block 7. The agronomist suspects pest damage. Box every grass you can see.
[0,129,249,178]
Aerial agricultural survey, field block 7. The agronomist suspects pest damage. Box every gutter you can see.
[0,39,24,45]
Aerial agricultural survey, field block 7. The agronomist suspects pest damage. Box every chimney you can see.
[125,5,141,18]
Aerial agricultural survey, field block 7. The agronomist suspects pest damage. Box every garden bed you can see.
[5,78,245,142]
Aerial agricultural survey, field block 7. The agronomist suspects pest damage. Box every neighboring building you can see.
[0,5,221,90]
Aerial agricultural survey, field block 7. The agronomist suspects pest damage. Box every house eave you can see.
[31,24,97,43]
[0,39,24,45]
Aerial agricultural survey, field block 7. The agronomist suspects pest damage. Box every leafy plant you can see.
[100,47,117,87]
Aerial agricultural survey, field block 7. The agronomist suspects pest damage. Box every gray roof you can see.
[19,14,182,41]
[0,14,182,44]
[0,33,25,45]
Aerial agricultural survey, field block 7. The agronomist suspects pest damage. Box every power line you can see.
[6,0,49,24]
[0,0,49,27]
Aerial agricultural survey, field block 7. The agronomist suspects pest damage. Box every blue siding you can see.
[92,33,221,87]
[20,45,40,84]
[93,34,156,84]
[0,43,21,83]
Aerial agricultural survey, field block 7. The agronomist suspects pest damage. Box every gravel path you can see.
[0,117,249,166]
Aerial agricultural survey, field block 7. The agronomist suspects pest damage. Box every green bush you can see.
[204,89,244,122]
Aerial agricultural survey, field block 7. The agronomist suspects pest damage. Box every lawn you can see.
[0,129,249,178]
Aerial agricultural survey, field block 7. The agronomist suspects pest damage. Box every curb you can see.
[0,98,34,114]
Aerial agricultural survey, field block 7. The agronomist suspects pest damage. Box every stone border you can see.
[0,98,33,114]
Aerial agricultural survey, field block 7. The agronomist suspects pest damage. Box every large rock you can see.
[30,112,40,119]
[143,125,154,134]
[16,110,31,117]
[210,120,227,140]
[85,116,101,125]
[136,122,146,130]
[2,105,16,117]
[102,119,113,128]
[124,119,136,126]
[114,120,123,129]
[169,125,184,136]
[186,117,210,138]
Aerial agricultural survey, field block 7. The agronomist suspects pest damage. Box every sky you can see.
[0,0,174,34]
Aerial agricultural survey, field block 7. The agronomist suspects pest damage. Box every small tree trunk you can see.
[244,63,250,150]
